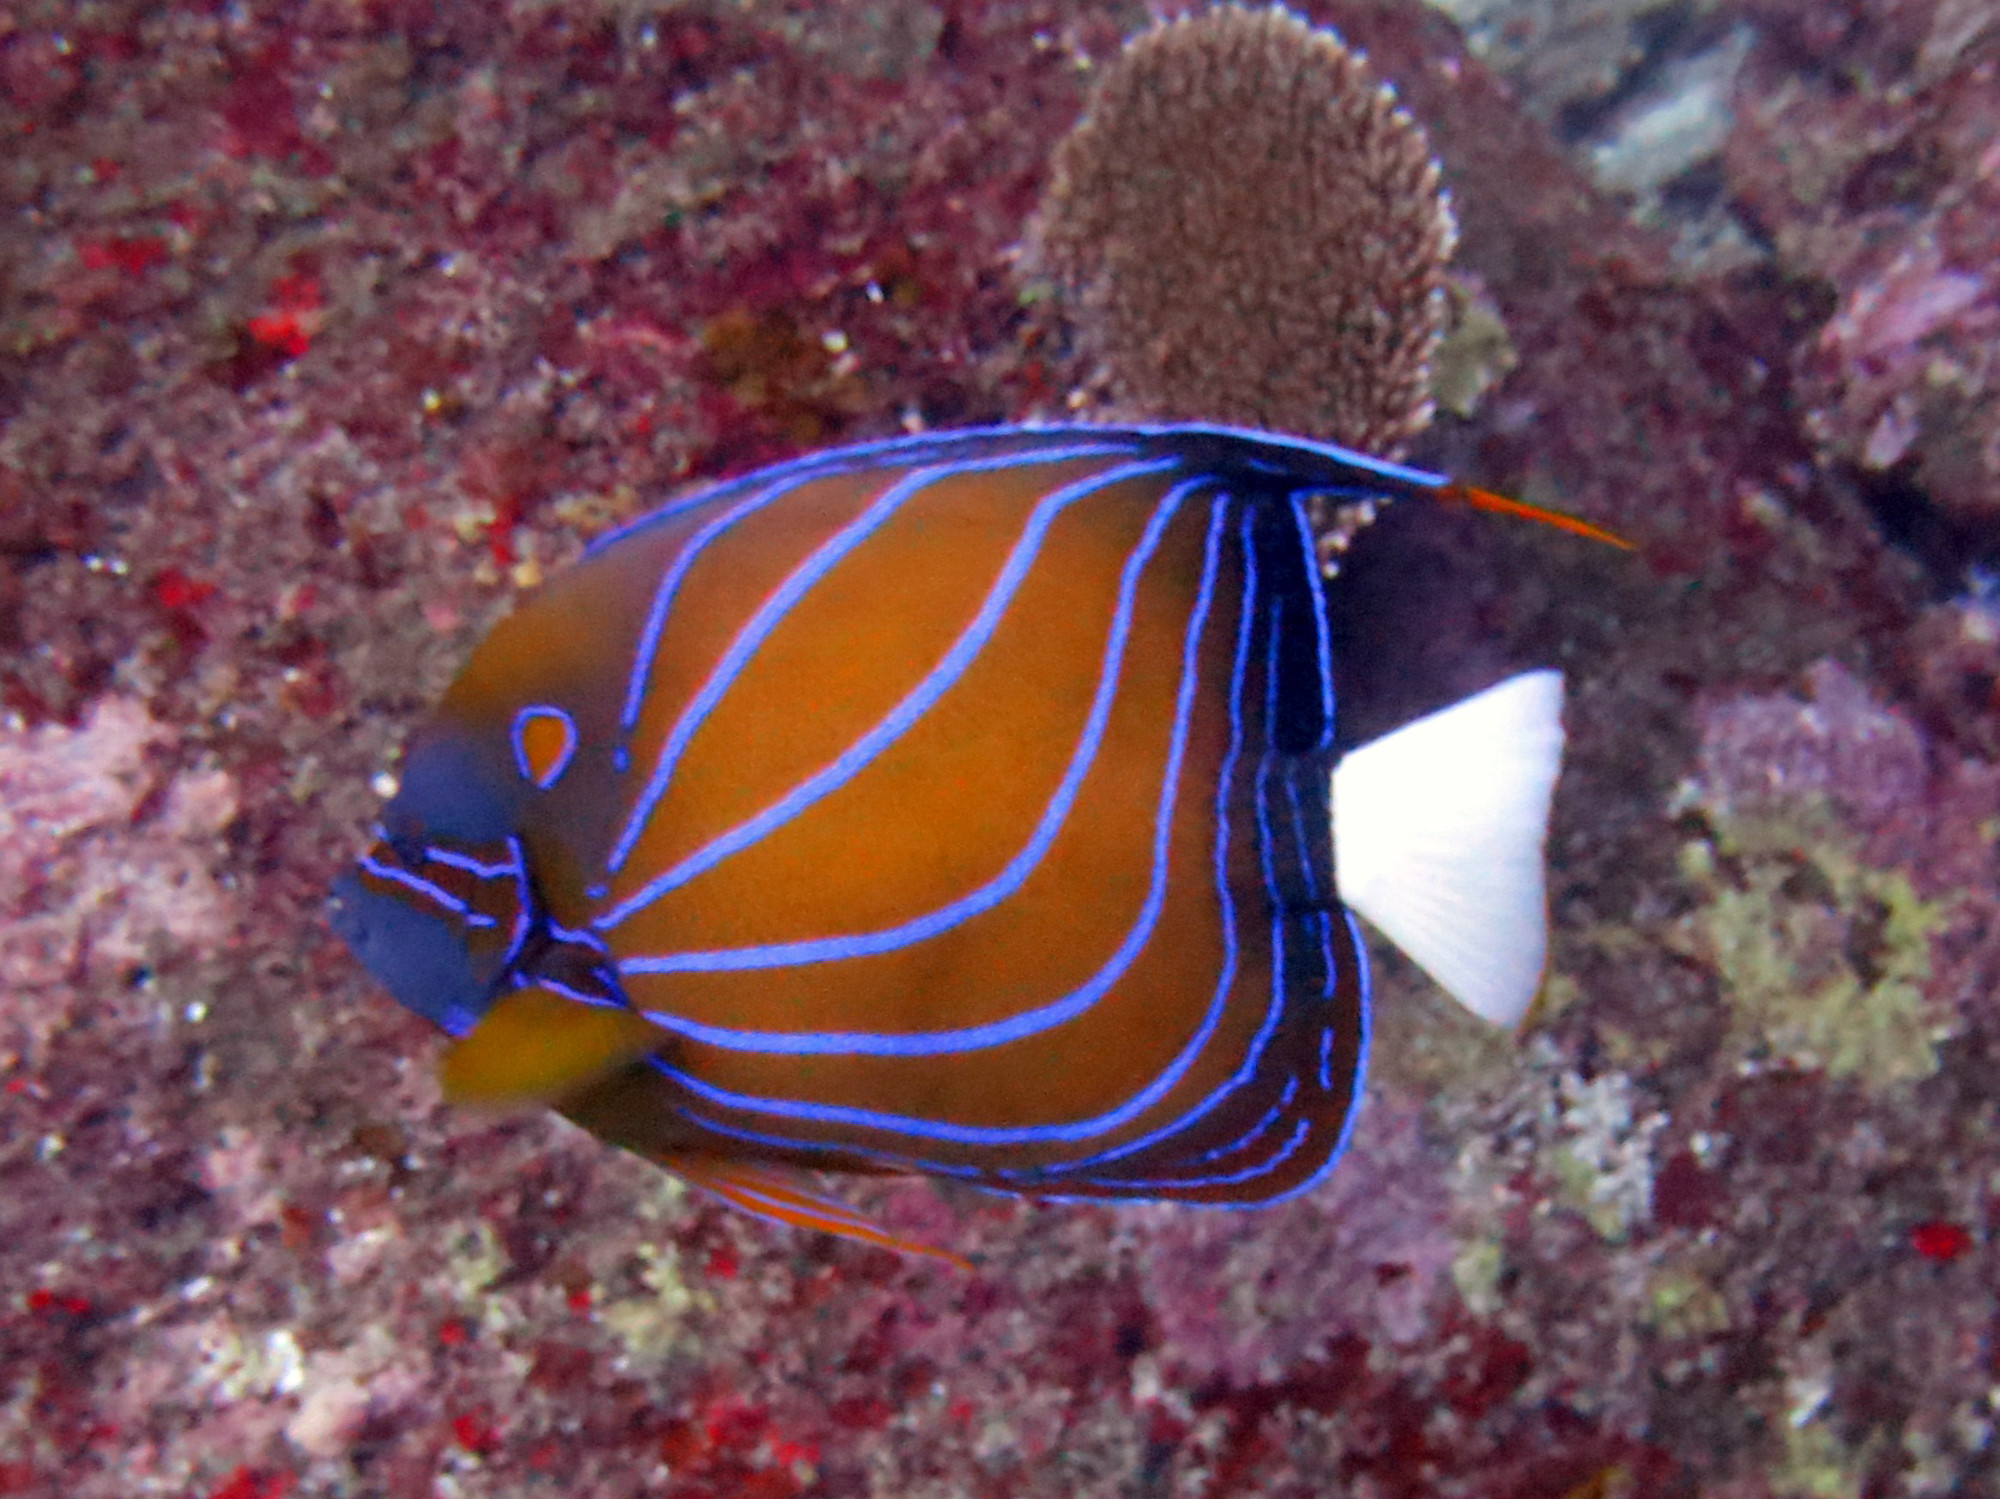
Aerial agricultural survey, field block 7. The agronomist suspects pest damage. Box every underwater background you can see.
[3,0,1998,1494]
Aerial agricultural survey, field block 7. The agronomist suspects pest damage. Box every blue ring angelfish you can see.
[330,422,1604,1268]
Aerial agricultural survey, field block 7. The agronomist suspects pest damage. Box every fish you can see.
[329,422,1616,1268]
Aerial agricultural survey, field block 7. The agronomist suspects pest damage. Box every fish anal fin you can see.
[663,1154,974,1273]
[440,985,667,1107]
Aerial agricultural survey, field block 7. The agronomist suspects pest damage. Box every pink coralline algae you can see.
[1692,658,1932,842]
[0,698,240,1066]
[1725,0,2000,520]
[5,0,2000,1495]
[1135,1102,1460,1388]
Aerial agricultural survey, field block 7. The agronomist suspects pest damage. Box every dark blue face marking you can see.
[328,871,495,1037]
[389,732,515,847]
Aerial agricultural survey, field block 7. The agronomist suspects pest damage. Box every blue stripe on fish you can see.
[600,456,1184,927]
[641,491,1243,1138]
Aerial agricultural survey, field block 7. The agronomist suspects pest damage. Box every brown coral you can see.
[1033,4,1456,454]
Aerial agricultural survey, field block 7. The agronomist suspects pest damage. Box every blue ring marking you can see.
[610,478,1210,974]
[604,441,1136,870]
[601,457,1181,912]
[1318,1024,1336,1093]
[641,493,1245,1149]
[622,478,1208,1056]
[1288,495,1336,751]
[510,706,578,790]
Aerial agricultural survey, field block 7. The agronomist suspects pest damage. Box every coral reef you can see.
[3,0,2000,1496]
[1031,4,1454,452]
[1727,0,2000,527]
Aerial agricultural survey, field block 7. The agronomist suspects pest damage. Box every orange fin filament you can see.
[1439,483,1635,551]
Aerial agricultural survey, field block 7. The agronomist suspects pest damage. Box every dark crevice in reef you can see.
[1551,0,1728,146]
[1849,461,2000,601]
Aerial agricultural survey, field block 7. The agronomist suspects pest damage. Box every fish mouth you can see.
[327,868,502,1037]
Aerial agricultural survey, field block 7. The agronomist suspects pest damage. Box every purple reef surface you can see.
[2,0,1997,1496]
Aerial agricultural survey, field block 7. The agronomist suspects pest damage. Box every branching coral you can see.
[1032,4,1456,453]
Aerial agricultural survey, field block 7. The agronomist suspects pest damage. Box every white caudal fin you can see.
[1331,670,1564,1028]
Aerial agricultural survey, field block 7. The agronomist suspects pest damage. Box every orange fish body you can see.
[332,425,1578,1265]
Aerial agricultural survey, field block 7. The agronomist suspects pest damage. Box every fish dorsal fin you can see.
[664,1155,974,1272]
[440,984,667,1106]
[1330,670,1563,1027]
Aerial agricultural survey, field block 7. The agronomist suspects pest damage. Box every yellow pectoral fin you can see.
[664,1153,974,1273]
[440,986,667,1107]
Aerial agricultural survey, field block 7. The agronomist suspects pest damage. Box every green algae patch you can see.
[600,1240,698,1367]
[1643,1265,1730,1341]
[1672,797,1953,1090]
[1771,1420,1866,1499]
[1359,933,1523,1100]
[1451,1235,1506,1319]
[1545,1067,1664,1243]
